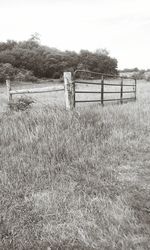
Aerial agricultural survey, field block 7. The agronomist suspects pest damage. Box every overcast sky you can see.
[0,0,150,69]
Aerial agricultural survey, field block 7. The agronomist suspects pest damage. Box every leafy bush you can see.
[146,76,150,82]
[0,63,37,84]
[145,71,150,82]
[8,96,34,111]
[132,70,145,80]
[0,63,17,83]
[14,69,37,82]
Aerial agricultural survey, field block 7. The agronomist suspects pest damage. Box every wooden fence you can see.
[6,70,137,110]
[6,79,65,101]
[63,70,137,109]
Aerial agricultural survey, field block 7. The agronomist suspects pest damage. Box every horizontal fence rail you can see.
[75,98,136,103]
[73,81,135,87]
[6,79,64,102]
[100,98,136,102]
[75,100,102,103]
[73,69,136,80]
[9,86,64,95]
[75,91,101,94]
[75,90,135,94]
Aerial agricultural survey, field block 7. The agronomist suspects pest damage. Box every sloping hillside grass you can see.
[0,100,150,249]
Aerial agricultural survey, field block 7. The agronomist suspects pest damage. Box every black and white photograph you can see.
[0,0,150,249]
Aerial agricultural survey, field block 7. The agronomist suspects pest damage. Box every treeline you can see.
[0,37,118,83]
[120,68,150,81]
[120,67,150,73]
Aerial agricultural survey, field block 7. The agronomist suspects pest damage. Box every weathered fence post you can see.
[6,78,12,101]
[101,75,104,105]
[120,77,123,104]
[134,78,137,101]
[64,72,75,110]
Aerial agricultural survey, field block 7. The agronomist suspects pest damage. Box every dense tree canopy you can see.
[0,38,118,82]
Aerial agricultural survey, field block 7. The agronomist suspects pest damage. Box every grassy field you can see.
[0,80,150,249]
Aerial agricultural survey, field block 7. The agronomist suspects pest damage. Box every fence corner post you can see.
[6,78,12,102]
[64,72,75,110]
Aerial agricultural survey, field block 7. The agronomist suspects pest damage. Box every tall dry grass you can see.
[0,93,150,249]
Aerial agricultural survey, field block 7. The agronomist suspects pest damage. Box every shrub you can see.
[14,69,37,82]
[0,63,37,84]
[132,71,145,80]
[0,63,17,83]
[146,76,150,82]
[8,96,34,111]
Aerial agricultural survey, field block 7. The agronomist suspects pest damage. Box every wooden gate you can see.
[64,70,137,109]
[73,70,136,105]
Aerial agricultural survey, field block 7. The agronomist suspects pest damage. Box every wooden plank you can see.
[104,91,135,94]
[103,83,135,87]
[10,86,64,95]
[74,80,135,87]
[74,80,101,85]
[103,97,136,102]
[75,91,101,94]
[73,69,136,80]
[75,97,136,103]
[75,100,101,103]
[74,70,119,78]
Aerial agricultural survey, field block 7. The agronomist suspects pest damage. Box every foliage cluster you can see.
[0,38,118,83]
[120,67,140,72]
[120,68,150,81]
[0,63,37,83]
[8,97,34,111]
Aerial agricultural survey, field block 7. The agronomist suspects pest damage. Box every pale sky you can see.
[0,0,150,69]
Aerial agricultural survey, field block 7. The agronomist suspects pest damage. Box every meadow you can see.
[0,80,150,249]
